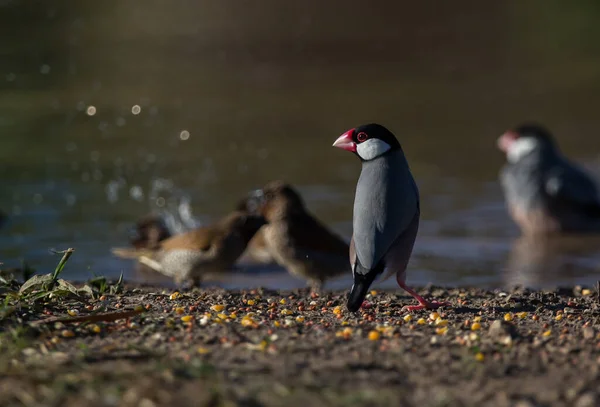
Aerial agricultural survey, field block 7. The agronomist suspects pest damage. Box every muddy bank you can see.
[1,283,600,407]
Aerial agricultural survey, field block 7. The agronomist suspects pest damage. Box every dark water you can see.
[2,1,600,290]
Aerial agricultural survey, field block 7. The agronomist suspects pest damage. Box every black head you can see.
[513,124,556,146]
[333,123,402,161]
[497,123,558,162]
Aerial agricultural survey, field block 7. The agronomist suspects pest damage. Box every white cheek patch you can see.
[356,138,391,161]
[507,137,539,163]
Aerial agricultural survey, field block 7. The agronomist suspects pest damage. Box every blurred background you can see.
[1,0,600,289]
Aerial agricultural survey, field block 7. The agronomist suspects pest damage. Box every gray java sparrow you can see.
[498,124,600,235]
[333,123,449,312]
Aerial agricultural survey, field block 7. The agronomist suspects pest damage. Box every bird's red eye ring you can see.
[356,132,368,142]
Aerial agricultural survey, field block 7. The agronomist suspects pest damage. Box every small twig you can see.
[30,309,142,326]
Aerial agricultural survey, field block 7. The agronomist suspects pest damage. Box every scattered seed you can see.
[332,306,342,315]
[475,352,484,362]
[67,309,79,317]
[429,312,440,321]
[368,330,381,341]
[197,347,210,354]
[169,292,180,300]
[417,318,426,325]
[435,327,448,335]
[403,315,413,322]
[90,324,101,334]
[471,322,481,331]
[582,289,592,296]
[296,316,305,323]
[61,330,75,338]
[543,330,552,337]
[211,305,225,312]
[175,307,185,315]
[516,312,528,319]
[504,313,513,322]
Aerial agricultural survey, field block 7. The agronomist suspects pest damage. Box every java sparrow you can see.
[333,123,449,312]
[247,181,349,291]
[112,210,266,286]
[497,124,600,235]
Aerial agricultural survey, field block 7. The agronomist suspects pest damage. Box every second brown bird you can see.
[247,181,350,290]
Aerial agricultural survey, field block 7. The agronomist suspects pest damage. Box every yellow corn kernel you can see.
[516,312,528,319]
[279,299,286,305]
[416,318,426,325]
[341,321,350,326]
[210,305,225,312]
[370,290,378,297]
[169,292,180,300]
[197,347,210,355]
[90,324,101,334]
[582,289,592,296]
[435,327,448,335]
[555,314,563,321]
[475,352,484,362]
[175,307,185,315]
[217,313,228,320]
[473,316,482,322]
[229,313,237,319]
[368,330,381,341]
[273,321,281,327]
[280,309,293,316]
[295,316,305,323]
[403,315,413,322]
[134,305,144,312]
[504,313,513,322]
[429,312,440,321]
[247,299,256,306]
[332,306,342,315]
[67,309,79,317]
[471,322,481,331]
[61,330,75,338]
[542,330,552,337]
[435,319,448,327]
[181,315,193,322]
[241,317,256,327]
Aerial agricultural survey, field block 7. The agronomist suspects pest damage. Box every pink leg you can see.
[398,280,450,311]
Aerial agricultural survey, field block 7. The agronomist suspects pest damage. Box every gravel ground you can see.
[1,283,600,407]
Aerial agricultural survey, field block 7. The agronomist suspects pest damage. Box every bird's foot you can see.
[401,300,451,312]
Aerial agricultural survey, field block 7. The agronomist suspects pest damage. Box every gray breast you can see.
[353,150,419,270]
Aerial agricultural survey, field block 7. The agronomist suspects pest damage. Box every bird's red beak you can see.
[332,128,357,153]
[497,130,518,153]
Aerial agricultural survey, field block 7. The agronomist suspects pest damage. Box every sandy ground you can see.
[1,283,600,407]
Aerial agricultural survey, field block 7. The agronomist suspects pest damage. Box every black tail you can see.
[347,262,381,312]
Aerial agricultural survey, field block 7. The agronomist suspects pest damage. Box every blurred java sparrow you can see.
[333,123,449,312]
[247,181,349,291]
[112,210,266,286]
[497,124,600,235]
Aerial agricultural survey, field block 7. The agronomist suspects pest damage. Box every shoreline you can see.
[1,283,599,406]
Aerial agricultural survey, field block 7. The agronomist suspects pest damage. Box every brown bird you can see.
[112,210,266,286]
[235,198,274,264]
[129,213,172,250]
[247,181,350,291]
